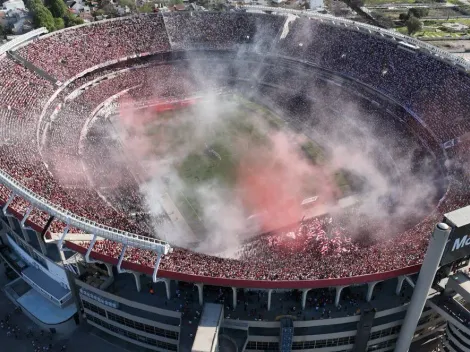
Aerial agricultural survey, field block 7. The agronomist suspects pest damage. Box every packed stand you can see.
[76,211,432,281]
[1,12,470,281]
[16,15,171,81]
[274,17,470,143]
[163,12,285,52]
[0,56,54,144]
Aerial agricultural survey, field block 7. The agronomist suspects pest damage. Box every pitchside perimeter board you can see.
[441,205,470,266]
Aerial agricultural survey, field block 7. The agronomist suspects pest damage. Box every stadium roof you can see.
[445,205,470,228]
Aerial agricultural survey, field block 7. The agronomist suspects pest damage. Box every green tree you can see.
[371,12,394,28]
[406,15,422,35]
[93,8,105,16]
[399,12,409,21]
[29,0,56,31]
[138,2,155,12]
[408,7,429,18]
[45,0,69,18]
[170,0,183,4]
[65,13,84,26]
[54,17,65,30]
[102,2,118,16]
[348,0,364,7]
[118,0,136,10]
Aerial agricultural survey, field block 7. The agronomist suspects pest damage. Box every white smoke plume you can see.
[43,23,445,257]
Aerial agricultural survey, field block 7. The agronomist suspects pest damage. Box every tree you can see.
[29,0,56,31]
[93,8,105,17]
[102,2,118,16]
[348,0,364,7]
[118,0,136,10]
[371,12,394,28]
[65,13,84,26]
[406,16,422,35]
[138,2,155,12]
[408,7,429,18]
[54,17,65,30]
[45,0,69,18]
[399,12,408,21]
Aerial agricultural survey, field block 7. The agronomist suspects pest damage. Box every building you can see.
[309,0,324,9]
[1,202,466,351]
[1,0,26,11]
[0,8,33,34]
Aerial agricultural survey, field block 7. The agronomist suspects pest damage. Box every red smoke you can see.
[237,159,303,232]
[236,132,339,233]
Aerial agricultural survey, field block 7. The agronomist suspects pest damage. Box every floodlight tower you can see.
[394,223,451,352]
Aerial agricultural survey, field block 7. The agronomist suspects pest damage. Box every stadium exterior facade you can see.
[1,7,470,352]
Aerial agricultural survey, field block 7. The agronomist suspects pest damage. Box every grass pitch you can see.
[142,95,353,234]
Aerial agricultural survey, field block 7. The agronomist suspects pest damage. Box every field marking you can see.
[160,192,196,240]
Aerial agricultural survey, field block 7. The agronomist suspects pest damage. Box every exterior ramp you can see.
[191,303,223,352]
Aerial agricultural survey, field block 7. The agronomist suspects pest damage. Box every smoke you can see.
[63,20,445,257]
[107,77,441,257]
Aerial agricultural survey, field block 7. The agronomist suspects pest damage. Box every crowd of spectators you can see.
[16,15,171,82]
[275,17,470,143]
[0,57,54,145]
[77,211,435,281]
[163,12,285,52]
[2,12,470,280]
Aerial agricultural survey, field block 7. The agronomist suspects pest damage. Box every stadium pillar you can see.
[396,276,406,296]
[394,223,451,352]
[104,263,114,278]
[133,272,141,292]
[64,267,84,325]
[366,281,380,302]
[57,243,66,261]
[164,279,171,300]
[335,286,346,307]
[20,227,30,243]
[267,289,272,311]
[0,226,7,239]
[196,283,204,306]
[232,287,237,309]
[6,217,17,235]
[301,289,311,310]
[35,231,48,256]
[9,217,31,245]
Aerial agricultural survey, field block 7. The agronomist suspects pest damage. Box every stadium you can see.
[1,7,470,352]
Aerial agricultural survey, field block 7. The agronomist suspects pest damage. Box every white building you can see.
[1,0,26,11]
[310,0,324,9]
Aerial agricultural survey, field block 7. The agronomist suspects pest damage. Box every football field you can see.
[139,94,354,236]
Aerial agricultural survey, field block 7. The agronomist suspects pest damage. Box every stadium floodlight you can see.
[0,170,172,255]
[394,223,451,352]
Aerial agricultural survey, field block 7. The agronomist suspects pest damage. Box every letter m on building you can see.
[452,235,469,251]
